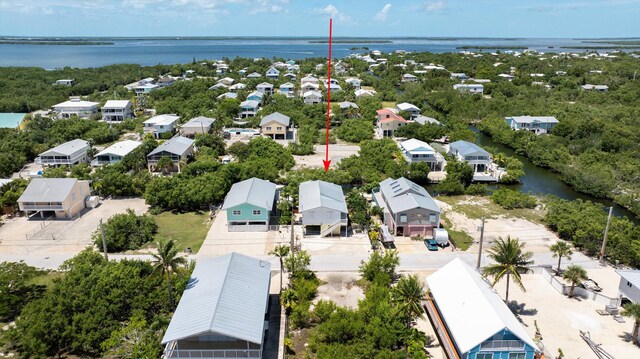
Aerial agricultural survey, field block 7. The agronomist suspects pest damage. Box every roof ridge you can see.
[208,252,235,332]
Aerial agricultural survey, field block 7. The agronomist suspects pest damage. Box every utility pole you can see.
[476,217,485,269]
[99,219,109,261]
[599,207,613,264]
[289,200,295,277]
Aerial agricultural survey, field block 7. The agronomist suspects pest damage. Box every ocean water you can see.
[0,37,613,69]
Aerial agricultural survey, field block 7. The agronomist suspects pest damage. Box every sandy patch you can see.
[315,272,364,309]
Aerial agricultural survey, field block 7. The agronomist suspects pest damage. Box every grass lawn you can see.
[28,271,65,288]
[437,195,545,223]
[440,213,474,250]
[150,212,212,253]
[381,101,397,109]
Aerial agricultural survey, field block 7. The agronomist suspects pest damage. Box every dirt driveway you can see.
[293,144,360,169]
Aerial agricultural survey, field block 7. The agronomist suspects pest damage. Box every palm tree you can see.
[392,275,426,326]
[621,303,640,346]
[156,156,174,175]
[550,241,573,274]
[563,264,587,298]
[152,239,187,308]
[269,244,290,292]
[482,236,534,302]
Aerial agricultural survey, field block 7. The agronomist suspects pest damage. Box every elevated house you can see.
[453,83,484,94]
[396,102,421,119]
[450,73,469,80]
[147,136,194,172]
[101,100,133,122]
[156,77,176,88]
[143,114,180,138]
[36,139,90,167]
[299,180,348,237]
[217,92,238,100]
[218,77,235,86]
[505,116,559,134]
[18,178,90,219]
[259,112,291,140]
[52,99,99,119]
[256,82,274,95]
[616,270,640,305]
[54,79,74,86]
[581,84,609,92]
[181,116,215,137]
[402,73,418,83]
[221,178,276,232]
[303,90,322,105]
[246,72,262,79]
[135,83,159,96]
[375,177,441,237]
[355,89,376,98]
[300,75,319,86]
[426,258,539,359]
[91,140,141,167]
[448,140,492,173]
[345,78,362,90]
[247,91,265,103]
[240,100,260,118]
[229,83,246,91]
[399,139,445,171]
[265,66,280,79]
[162,252,271,359]
[301,82,320,93]
[279,82,295,97]
[413,115,441,126]
[376,108,407,137]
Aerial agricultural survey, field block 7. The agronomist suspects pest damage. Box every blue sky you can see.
[0,0,639,38]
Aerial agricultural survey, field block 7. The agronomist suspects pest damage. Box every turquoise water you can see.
[0,113,25,128]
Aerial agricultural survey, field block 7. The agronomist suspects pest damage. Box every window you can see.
[476,354,493,359]
[429,214,437,223]
[232,210,242,216]
[71,192,76,201]
[399,214,407,223]
[266,126,272,130]
[276,127,282,130]
[508,353,525,359]
[252,210,262,215]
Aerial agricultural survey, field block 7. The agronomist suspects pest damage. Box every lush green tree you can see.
[336,119,374,143]
[92,209,158,252]
[359,250,399,286]
[346,190,370,227]
[0,178,28,213]
[563,264,588,298]
[491,189,537,209]
[156,156,174,174]
[621,303,640,346]
[151,239,187,308]
[482,236,534,302]
[269,244,290,292]
[0,262,46,322]
[392,275,426,326]
[550,241,573,273]
[100,310,165,358]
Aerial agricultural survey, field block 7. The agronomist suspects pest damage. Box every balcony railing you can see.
[164,349,262,358]
[479,340,525,351]
[21,204,64,211]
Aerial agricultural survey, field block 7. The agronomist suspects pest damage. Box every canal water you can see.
[470,127,638,222]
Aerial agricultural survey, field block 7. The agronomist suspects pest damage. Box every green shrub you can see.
[491,189,536,209]
[465,183,488,195]
[313,299,337,323]
[92,209,158,252]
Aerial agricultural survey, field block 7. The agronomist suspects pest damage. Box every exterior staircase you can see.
[320,219,342,237]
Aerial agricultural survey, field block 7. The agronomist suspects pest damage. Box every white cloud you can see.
[318,3,351,22]
[423,0,446,12]
[374,3,392,21]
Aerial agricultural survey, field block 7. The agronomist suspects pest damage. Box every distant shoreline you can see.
[0,40,114,45]
[457,46,529,50]
[309,40,393,44]
[561,45,640,50]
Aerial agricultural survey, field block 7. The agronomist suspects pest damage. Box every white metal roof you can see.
[303,90,321,97]
[299,180,347,213]
[144,114,180,126]
[448,140,491,157]
[413,116,440,125]
[102,100,131,109]
[162,252,271,345]
[257,82,274,88]
[95,140,141,158]
[182,116,215,128]
[507,116,559,124]
[260,112,290,127]
[379,177,440,214]
[616,270,640,289]
[240,100,260,108]
[427,258,538,354]
[397,102,420,112]
[399,139,436,154]
[18,178,81,203]
[148,136,194,157]
[39,139,90,157]
[53,100,99,109]
[221,178,276,210]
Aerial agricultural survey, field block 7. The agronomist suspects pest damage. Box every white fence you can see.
[538,266,617,306]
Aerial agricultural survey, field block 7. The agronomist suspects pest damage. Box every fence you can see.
[27,212,82,240]
[538,266,617,306]
[24,215,54,240]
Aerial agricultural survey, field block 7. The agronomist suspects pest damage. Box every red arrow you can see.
[323,18,333,172]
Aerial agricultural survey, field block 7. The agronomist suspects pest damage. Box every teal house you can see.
[221,178,277,232]
[426,259,539,359]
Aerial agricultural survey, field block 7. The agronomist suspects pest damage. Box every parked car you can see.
[426,239,438,251]
[581,279,602,292]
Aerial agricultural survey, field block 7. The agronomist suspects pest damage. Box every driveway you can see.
[293,144,360,169]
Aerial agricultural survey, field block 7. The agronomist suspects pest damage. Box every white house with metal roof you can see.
[180,116,215,137]
[447,140,493,173]
[147,136,194,172]
[91,140,141,167]
[453,83,484,94]
[221,178,277,232]
[505,116,559,134]
[143,114,180,138]
[265,66,280,80]
[256,82,274,95]
[303,90,322,105]
[259,112,291,140]
[616,270,640,305]
[240,100,260,118]
[35,139,90,167]
[396,102,421,119]
[18,178,91,219]
[52,99,100,119]
[399,139,445,171]
[426,258,539,359]
[279,82,295,97]
[299,180,348,237]
[101,100,133,122]
[375,177,440,237]
[413,115,441,126]
[162,252,271,359]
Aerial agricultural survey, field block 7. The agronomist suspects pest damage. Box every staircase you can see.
[320,219,342,237]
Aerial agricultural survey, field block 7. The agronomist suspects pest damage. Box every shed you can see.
[433,228,449,246]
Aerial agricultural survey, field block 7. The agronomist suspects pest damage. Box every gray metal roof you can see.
[506,116,559,124]
[162,252,271,345]
[221,178,276,210]
[448,140,491,157]
[617,270,640,289]
[338,101,359,109]
[39,139,89,157]
[18,178,80,203]
[147,136,194,157]
[260,112,290,127]
[413,116,440,125]
[182,116,215,128]
[299,180,347,213]
[379,177,440,214]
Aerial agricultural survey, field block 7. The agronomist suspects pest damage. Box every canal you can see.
[470,127,638,223]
